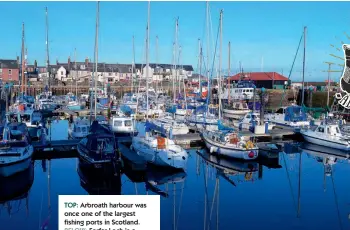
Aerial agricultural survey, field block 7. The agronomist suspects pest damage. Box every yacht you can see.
[69,118,90,139]
[77,121,117,168]
[202,129,259,160]
[265,105,310,128]
[0,123,34,177]
[300,122,350,151]
[131,121,188,169]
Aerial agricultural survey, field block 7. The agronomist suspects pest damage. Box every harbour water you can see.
[1,141,350,230]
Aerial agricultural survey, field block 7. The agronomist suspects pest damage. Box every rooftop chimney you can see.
[68,56,71,70]
[56,58,59,65]
[85,57,89,69]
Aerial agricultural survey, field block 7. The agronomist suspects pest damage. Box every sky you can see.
[0,1,350,82]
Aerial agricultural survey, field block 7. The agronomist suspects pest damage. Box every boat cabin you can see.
[231,102,249,111]
[314,124,343,137]
[110,117,134,133]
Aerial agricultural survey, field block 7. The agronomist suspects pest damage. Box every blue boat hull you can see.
[67,105,84,111]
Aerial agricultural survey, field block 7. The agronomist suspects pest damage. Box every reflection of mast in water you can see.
[297,152,302,218]
[329,160,343,230]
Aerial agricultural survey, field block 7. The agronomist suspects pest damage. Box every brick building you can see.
[0,59,20,82]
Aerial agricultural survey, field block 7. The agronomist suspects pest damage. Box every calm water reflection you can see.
[1,143,350,230]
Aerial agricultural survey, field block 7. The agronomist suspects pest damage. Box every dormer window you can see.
[80,65,85,70]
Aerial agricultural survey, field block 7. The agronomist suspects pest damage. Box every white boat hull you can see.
[223,109,250,119]
[0,147,33,177]
[132,137,187,169]
[301,131,350,151]
[202,134,258,160]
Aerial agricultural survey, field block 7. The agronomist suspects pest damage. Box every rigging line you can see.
[205,12,220,113]
[281,152,298,213]
[330,168,344,230]
[279,32,303,107]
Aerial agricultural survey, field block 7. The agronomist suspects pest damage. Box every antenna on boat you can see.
[93,1,100,120]
[145,0,150,120]
[301,26,307,106]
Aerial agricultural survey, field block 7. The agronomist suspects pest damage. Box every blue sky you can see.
[0,1,349,82]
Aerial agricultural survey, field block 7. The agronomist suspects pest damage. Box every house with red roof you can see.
[226,72,290,89]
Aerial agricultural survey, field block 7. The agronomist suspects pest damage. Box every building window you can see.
[61,71,64,75]
[109,72,112,76]
[8,69,12,75]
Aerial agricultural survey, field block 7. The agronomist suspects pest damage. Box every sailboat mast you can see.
[94,1,100,119]
[25,47,28,95]
[21,23,25,94]
[301,26,306,106]
[197,39,202,93]
[146,1,150,120]
[174,18,179,103]
[74,48,77,97]
[228,41,231,103]
[172,42,176,104]
[132,35,135,94]
[156,35,159,97]
[206,1,210,114]
[45,7,50,93]
[218,10,223,120]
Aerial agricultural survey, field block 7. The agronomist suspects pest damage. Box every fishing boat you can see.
[110,116,137,136]
[77,121,117,168]
[0,123,34,177]
[202,129,259,160]
[223,101,251,119]
[131,121,188,169]
[69,118,90,139]
[300,122,350,151]
[265,105,310,128]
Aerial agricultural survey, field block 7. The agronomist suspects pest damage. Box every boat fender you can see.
[210,146,218,153]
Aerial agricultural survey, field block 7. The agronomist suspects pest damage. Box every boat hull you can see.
[301,132,350,151]
[132,138,187,169]
[202,134,258,160]
[77,145,114,169]
[0,151,33,177]
[223,109,250,119]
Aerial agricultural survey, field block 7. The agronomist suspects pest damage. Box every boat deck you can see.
[173,133,203,148]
